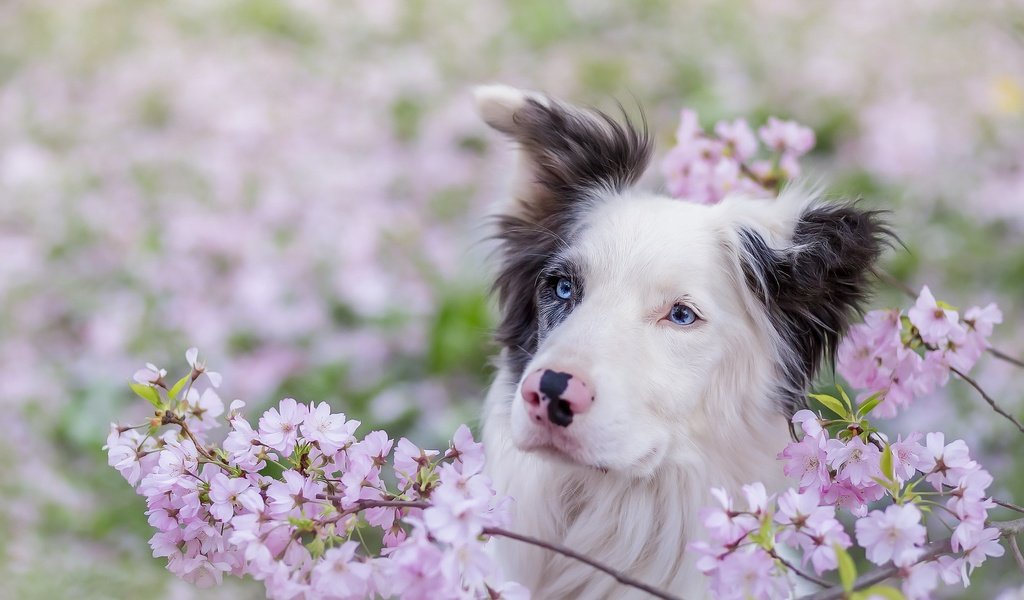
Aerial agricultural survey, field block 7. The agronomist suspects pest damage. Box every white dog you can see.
[474,86,887,599]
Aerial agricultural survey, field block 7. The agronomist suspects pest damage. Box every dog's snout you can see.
[521,368,594,427]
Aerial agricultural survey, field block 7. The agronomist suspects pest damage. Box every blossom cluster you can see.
[106,349,526,600]
[695,386,1007,600]
[660,110,815,204]
[837,286,1003,417]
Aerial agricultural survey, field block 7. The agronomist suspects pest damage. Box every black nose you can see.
[539,370,574,427]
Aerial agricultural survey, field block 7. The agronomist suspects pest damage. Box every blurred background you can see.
[1,0,1022,598]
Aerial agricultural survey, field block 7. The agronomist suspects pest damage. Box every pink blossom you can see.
[963,303,1002,339]
[423,463,492,544]
[936,555,969,587]
[778,434,830,492]
[826,436,881,488]
[267,470,323,518]
[775,488,851,573]
[310,541,373,598]
[907,286,961,345]
[902,560,940,600]
[394,438,440,488]
[133,362,167,386]
[742,482,771,514]
[946,468,994,524]
[185,387,224,432]
[758,117,815,156]
[208,473,264,522]
[855,503,926,567]
[890,433,928,482]
[921,432,977,489]
[714,119,759,161]
[105,425,158,486]
[301,401,359,455]
[822,481,872,517]
[952,523,1005,571]
[714,547,789,600]
[700,488,754,545]
[791,409,824,438]
[224,416,266,472]
[258,398,307,455]
[446,424,485,476]
[185,347,222,388]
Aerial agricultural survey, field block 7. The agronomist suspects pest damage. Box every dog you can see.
[473,85,887,599]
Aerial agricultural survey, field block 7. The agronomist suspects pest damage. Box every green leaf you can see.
[856,392,884,418]
[836,385,854,412]
[810,393,849,419]
[306,535,325,559]
[870,476,900,497]
[167,374,191,401]
[835,544,856,593]
[936,300,959,311]
[129,382,163,408]
[880,443,894,482]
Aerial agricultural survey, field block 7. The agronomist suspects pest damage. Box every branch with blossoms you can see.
[109,349,530,599]
[663,111,1024,599]
[109,349,690,600]
[660,108,814,204]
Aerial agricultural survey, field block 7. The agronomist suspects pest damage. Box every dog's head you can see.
[476,86,888,477]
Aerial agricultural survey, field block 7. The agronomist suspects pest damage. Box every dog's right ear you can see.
[473,85,652,218]
[474,85,652,377]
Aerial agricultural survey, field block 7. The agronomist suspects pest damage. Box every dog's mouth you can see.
[516,431,663,475]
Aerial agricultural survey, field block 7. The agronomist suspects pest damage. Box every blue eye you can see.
[555,278,573,300]
[668,304,697,326]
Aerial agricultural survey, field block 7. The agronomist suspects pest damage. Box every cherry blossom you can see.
[856,503,927,567]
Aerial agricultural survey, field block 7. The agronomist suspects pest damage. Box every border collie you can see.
[473,85,887,599]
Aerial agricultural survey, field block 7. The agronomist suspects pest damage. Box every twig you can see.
[799,540,948,600]
[876,270,1024,369]
[951,367,1024,434]
[769,549,833,588]
[315,495,682,600]
[993,497,1024,514]
[1001,518,1024,535]
[484,526,684,600]
[800,518,1024,600]
[1011,535,1024,574]
[989,347,1024,369]
[163,412,221,463]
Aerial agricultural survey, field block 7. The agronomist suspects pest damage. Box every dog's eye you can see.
[667,304,698,326]
[554,277,573,300]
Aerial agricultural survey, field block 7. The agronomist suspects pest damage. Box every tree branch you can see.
[951,367,1024,434]
[799,540,948,600]
[993,497,1024,514]
[1011,535,1024,574]
[876,270,1024,369]
[484,526,684,600]
[799,518,1024,600]
[316,496,684,600]
[989,346,1024,369]
[770,549,833,588]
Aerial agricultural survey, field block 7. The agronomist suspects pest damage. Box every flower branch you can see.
[801,518,1024,600]
[950,366,1024,434]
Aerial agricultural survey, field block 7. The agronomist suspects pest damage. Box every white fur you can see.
[477,87,808,599]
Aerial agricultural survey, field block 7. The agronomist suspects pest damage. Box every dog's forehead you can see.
[574,194,726,285]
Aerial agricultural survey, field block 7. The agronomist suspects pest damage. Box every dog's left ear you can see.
[733,196,892,415]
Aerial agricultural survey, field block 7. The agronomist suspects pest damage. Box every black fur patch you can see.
[739,202,893,416]
[491,97,652,377]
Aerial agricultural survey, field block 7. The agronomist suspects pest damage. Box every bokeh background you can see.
[1,0,1022,598]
